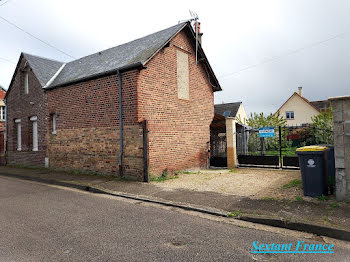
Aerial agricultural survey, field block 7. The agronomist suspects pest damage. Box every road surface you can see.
[0,176,349,261]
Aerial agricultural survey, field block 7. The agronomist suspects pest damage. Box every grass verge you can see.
[228,211,242,218]
[282,179,302,189]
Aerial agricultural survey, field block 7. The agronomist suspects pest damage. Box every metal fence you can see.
[236,125,333,168]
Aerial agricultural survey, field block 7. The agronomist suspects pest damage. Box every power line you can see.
[0,0,12,7]
[218,31,348,80]
[0,15,76,59]
[0,56,16,64]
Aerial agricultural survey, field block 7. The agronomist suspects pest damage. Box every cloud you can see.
[0,0,349,114]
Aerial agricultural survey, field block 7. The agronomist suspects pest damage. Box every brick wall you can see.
[138,31,215,176]
[0,88,5,157]
[6,28,216,180]
[6,56,48,166]
[46,71,144,180]
[0,122,5,132]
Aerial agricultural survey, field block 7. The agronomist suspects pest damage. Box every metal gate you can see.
[236,125,333,168]
[210,129,227,167]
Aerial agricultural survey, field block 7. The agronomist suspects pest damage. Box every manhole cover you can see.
[166,237,189,248]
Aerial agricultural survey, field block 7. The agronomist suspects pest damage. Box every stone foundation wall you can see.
[47,125,144,180]
[7,151,46,167]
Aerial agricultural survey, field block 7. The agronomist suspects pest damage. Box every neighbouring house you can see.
[310,100,331,113]
[275,87,330,126]
[209,102,247,168]
[0,86,6,130]
[0,86,6,164]
[5,21,221,181]
[214,102,248,123]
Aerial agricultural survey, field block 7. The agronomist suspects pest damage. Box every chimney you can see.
[298,87,303,96]
[194,21,203,45]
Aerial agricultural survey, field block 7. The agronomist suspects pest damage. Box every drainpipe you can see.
[118,70,123,177]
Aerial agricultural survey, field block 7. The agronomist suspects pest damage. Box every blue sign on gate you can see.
[259,127,275,138]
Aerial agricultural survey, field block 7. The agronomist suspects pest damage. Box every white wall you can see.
[277,94,319,126]
[236,104,248,125]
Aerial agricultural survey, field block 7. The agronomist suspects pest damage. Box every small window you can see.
[223,111,231,117]
[52,114,56,134]
[286,111,294,120]
[15,119,21,151]
[30,116,38,151]
[0,106,5,121]
[24,72,29,94]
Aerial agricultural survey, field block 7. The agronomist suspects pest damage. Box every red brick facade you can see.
[6,26,217,180]
[138,31,214,175]
[0,88,6,164]
[46,70,144,179]
[6,56,48,166]
[0,88,6,133]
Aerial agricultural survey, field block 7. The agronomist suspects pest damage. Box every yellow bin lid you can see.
[296,146,328,152]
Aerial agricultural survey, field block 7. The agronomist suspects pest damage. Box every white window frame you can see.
[0,106,4,121]
[30,116,38,151]
[52,114,56,134]
[15,119,21,151]
[286,111,294,120]
[24,72,29,94]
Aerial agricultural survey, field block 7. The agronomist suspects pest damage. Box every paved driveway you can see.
[0,176,348,261]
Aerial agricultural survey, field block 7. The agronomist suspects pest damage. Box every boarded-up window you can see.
[177,50,189,100]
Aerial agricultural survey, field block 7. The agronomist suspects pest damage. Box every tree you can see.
[310,107,333,145]
[236,112,291,155]
[237,112,287,128]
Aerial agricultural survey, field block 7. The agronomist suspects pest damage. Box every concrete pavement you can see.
[0,176,349,261]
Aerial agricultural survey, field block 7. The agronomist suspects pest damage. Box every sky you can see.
[0,0,349,114]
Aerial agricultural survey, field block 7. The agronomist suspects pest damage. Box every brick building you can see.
[0,86,6,163]
[6,21,221,181]
[0,86,6,131]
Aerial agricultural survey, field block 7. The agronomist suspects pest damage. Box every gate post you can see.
[329,95,350,201]
[279,126,282,169]
[226,118,238,168]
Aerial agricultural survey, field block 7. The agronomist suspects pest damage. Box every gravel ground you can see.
[151,168,303,199]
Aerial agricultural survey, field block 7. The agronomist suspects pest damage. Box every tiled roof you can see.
[8,21,221,95]
[22,53,64,86]
[310,100,330,111]
[49,22,187,88]
[214,102,242,117]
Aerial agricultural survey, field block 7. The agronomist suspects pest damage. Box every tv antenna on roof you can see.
[189,10,199,21]
[189,10,200,64]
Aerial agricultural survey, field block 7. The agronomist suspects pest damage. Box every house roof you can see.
[275,92,320,115]
[0,87,6,100]
[310,100,330,111]
[6,22,221,97]
[49,22,188,88]
[23,53,64,86]
[214,102,242,118]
